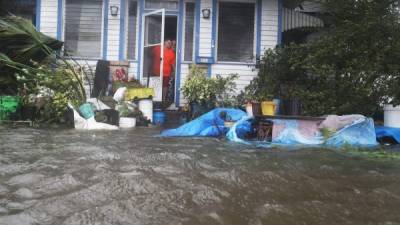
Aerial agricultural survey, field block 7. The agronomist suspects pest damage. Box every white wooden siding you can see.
[179,63,190,105]
[198,0,212,57]
[260,0,279,51]
[107,0,121,60]
[128,62,139,79]
[211,64,258,92]
[40,0,58,38]
[179,64,258,106]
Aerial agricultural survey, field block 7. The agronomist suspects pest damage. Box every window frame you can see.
[215,0,257,64]
[62,0,105,59]
[125,0,139,60]
[144,0,179,11]
[182,0,196,62]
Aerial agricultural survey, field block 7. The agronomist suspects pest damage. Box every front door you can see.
[141,9,165,102]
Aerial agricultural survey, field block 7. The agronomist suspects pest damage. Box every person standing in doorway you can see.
[152,39,176,103]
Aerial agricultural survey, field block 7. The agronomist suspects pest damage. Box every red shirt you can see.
[152,45,176,77]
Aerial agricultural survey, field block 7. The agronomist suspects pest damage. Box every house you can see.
[1,0,322,107]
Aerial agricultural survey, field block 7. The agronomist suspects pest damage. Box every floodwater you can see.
[0,127,400,225]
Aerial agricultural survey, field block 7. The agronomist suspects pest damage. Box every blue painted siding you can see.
[136,0,144,79]
[102,0,109,59]
[208,0,217,77]
[57,0,63,40]
[211,0,217,60]
[194,0,201,60]
[256,0,262,56]
[175,0,184,107]
[35,0,41,31]
[119,0,127,60]
[278,0,283,44]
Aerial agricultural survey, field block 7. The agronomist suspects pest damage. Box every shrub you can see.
[244,0,400,116]
[181,65,238,108]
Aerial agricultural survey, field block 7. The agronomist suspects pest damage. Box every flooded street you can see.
[0,127,399,225]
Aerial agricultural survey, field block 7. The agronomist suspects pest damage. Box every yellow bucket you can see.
[261,101,277,116]
[125,88,155,101]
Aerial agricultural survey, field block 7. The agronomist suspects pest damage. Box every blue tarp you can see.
[226,116,378,147]
[161,108,379,148]
[375,126,400,143]
[161,108,247,137]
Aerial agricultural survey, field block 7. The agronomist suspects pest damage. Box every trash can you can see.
[153,111,166,125]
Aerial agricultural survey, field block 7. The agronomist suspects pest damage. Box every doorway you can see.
[141,10,178,106]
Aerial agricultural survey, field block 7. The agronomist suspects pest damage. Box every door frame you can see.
[140,8,166,101]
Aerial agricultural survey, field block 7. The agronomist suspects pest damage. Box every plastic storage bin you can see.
[0,96,21,121]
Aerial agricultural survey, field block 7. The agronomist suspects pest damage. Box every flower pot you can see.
[261,101,277,116]
[280,99,302,116]
[245,103,253,117]
[273,99,281,115]
[251,102,261,116]
[119,117,136,128]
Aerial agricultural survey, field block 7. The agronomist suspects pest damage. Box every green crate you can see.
[0,96,21,121]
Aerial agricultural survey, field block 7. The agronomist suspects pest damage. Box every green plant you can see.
[181,66,214,106]
[244,0,400,116]
[0,16,63,95]
[1,59,83,123]
[181,65,238,108]
[214,73,238,107]
[0,16,92,123]
[117,102,141,118]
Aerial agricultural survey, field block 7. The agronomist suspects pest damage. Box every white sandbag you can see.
[318,114,365,131]
[68,103,118,130]
[86,98,111,111]
[113,87,127,103]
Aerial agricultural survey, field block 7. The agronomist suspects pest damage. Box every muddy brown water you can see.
[0,127,400,225]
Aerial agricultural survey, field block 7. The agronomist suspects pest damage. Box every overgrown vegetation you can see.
[245,0,400,116]
[0,16,89,123]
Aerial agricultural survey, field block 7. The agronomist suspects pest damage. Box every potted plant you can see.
[181,65,216,118]
[116,102,137,128]
[278,83,302,116]
[182,65,239,119]
[239,78,271,117]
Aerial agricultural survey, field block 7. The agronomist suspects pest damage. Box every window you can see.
[184,2,195,61]
[126,0,138,60]
[64,0,103,58]
[0,0,37,26]
[145,0,178,10]
[217,2,255,62]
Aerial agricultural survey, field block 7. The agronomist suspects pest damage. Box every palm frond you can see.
[0,16,63,65]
